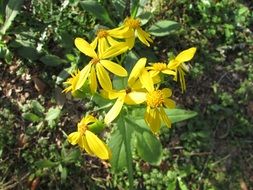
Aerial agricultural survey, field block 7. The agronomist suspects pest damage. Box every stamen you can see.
[152,62,167,71]
[146,90,164,108]
[126,87,132,94]
[97,29,108,38]
[124,18,141,29]
[78,123,87,135]
[91,58,100,64]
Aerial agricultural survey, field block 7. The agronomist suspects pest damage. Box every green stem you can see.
[120,115,134,189]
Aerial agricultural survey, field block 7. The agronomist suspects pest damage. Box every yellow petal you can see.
[108,26,133,38]
[152,74,161,84]
[164,98,176,109]
[175,47,197,63]
[149,70,160,77]
[130,79,143,90]
[96,63,112,91]
[124,91,146,105]
[74,38,97,58]
[89,66,97,93]
[104,95,125,124]
[100,43,129,59]
[125,37,135,50]
[159,108,171,128]
[80,135,94,155]
[179,67,186,92]
[67,132,81,145]
[100,60,128,77]
[128,58,147,87]
[162,69,176,76]
[82,115,97,125]
[107,36,120,46]
[75,63,92,90]
[90,37,98,49]
[145,107,161,133]
[98,38,109,57]
[101,89,125,100]
[139,69,154,92]
[85,130,111,160]
[167,60,179,69]
[136,28,152,47]
[162,88,172,97]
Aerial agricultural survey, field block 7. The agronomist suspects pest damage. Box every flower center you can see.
[125,87,132,94]
[97,29,108,39]
[152,62,167,71]
[78,123,87,135]
[91,58,100,64]
[124,18,141,29]
[146,90,164,108]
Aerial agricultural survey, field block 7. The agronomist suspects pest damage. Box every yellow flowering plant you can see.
[63,1,198,189]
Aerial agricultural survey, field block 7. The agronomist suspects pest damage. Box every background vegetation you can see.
[0,0,252,189]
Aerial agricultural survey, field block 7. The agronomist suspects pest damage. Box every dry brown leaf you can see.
[32,77,47,94]
[55,86,66,108]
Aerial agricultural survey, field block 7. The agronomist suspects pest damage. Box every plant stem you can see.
[120,115,134,189]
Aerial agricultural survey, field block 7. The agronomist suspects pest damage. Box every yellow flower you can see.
[167,47,197,92]
[91,27,133,52]
[146,62,176,78]
[145,88,176,133]
[74,37,128,93]
[67,115,111,160]
[103,58,151,124]
[119,17,153,49]
[62,69,80,93]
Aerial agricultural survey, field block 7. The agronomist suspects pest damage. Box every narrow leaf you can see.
[45,107,61,122]
[22,112,41,122]
[126,117,162,165]
[0,0,24,34]
[148,20,180,37]
[130,108,197,124]
[80,0,114,26]
[35,160,58,168]
[40,55,66,67]
[165,108,197,123]
[109,116,134,171]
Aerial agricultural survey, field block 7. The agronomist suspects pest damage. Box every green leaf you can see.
[178,177,188,190]
[112,76,127,90]
[60,166,67,181]
[138,12,153,25]
[148,20,180,37]
[109,116,134,171]
[123,50,139,73]
[165,108,197,123]
[62,149,80,164]
[56,67,74,85]
[40,54,66,67]
[35,160,58,169]
[126,117,162,165]
[80,0,114,26]
[136,130,162,164]
[131,0,140,18]
[167,179,177,190]
[92,93,110,107]
[45,107,61,122]
[22,112,41,122]
[31,100,45,115]
[0,0,24,34]
[111,0,125,19]
[130,108,197,124]
[17,46,39,61]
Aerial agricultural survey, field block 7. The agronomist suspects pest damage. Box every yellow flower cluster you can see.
[64,17,196,160]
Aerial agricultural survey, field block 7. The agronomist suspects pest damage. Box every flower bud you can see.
[88,120,105,134]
